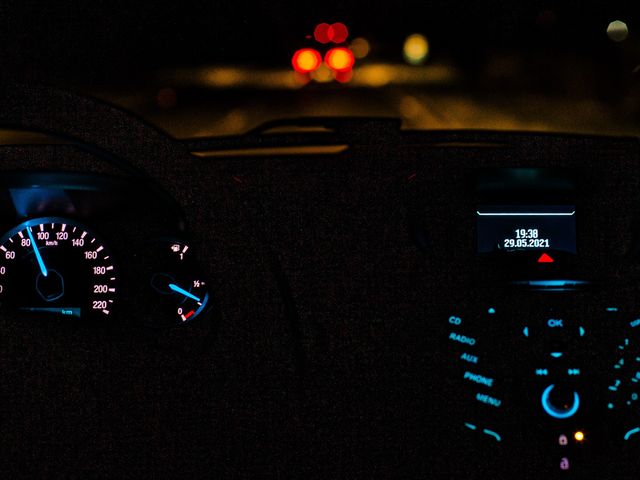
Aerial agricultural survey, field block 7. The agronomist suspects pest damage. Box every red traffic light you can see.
[292,48,323,73]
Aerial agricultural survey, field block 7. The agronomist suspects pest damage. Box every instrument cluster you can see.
[0,172,212,329]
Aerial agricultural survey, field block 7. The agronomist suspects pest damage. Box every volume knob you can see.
[541,384,580,419]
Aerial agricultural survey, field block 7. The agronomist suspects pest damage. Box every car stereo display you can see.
[477,205,576,254]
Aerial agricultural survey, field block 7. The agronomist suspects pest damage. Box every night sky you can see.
[0,0,637,83]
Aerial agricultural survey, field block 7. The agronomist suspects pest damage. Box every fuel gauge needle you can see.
[168,283,201,302]
[27,227,48,277]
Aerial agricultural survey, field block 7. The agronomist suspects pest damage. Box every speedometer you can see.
[0,217,118,319]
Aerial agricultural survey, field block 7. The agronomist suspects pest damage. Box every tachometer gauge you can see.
[145,240,210,328]
[0,217,118,319]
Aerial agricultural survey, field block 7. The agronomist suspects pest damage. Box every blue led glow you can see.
[624,427,640,441]
[550,352,563,358]
[539,280,570,287]
[483,429,502,442]
[463,371,494,387]
[476,393,502,408]
[9,188,75,218]
[541,384,580,419]
[523,326,529,337]
[511,279,590,290]
[579,326,585,337]
[18,307,81,318]
[169,283,201,302]
[460,352,479,364]
[546,280,586,287]
[192,292,210,320]
[463,422,501,441]
[487,307,496,314]
[607,307,619,312]
[449,332,476,346]
[27,227,48,277]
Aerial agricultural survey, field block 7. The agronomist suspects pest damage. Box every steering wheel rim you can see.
[0,84,192,177]
[0,84,192,228]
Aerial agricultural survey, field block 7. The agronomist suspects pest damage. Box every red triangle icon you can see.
[537,253,554,263]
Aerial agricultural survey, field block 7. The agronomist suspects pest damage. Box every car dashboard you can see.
[1,86,640,478]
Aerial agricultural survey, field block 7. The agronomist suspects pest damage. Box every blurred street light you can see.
[607,20,629,42]
[403,34,429,65]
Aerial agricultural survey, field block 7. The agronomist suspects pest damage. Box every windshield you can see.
[2,1,638,137]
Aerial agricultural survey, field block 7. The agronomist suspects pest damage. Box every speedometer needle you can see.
[168,283,201,302]
[27,227,48,277]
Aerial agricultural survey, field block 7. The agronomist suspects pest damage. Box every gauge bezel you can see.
[135,237,212,329]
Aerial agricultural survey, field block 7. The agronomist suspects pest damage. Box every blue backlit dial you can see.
[0,218,118,319]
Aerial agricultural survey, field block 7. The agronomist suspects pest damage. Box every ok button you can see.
[547,319,564,328]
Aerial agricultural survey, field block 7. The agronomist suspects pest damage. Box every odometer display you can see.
[0,218,117,319]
